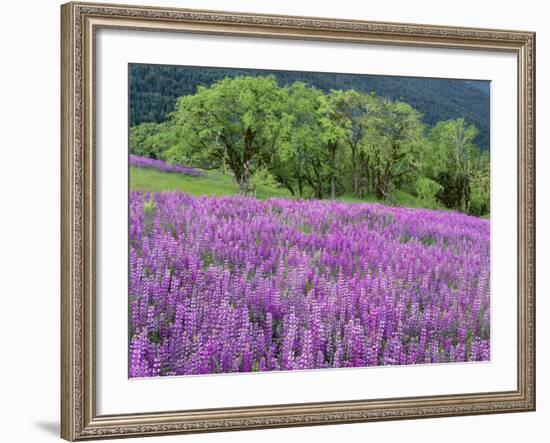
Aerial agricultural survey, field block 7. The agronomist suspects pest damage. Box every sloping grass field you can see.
[130,165,436,208]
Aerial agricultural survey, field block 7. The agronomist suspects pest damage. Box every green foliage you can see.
[129,64,490,150]
[143,196,155,214]
[269,82,326,198]
[357,99,426,201]
[130,122,166,159]
[416,177,443,209]
[469,152,490,216]
[318,90,360,200]
[130,74,490,217]
[425,118,486,214]
[164,75,286,195]
[249,167,279,193]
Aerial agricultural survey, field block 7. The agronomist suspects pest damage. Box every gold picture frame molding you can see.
[61,2,536,440]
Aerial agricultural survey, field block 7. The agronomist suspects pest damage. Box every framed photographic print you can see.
[61,1,536,440]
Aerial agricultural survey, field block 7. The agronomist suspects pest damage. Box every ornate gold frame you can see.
[61,2,536,440]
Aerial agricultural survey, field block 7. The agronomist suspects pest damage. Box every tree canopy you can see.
[129,64,490,150]
[163,76,286,194]
[130,75,490,216]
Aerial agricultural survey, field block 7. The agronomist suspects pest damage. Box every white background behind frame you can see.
[96,28,517,415]
[2,1,548,442]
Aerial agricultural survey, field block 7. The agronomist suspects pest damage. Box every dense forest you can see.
[130,75,490,216]
[129,64,490,150]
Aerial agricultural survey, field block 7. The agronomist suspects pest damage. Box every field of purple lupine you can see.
[129,191,490,377]
[130,154,204,177]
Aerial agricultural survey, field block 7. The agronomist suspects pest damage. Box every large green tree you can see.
[329,90,377,197]
[358,100,426,201]
[317,90,356,200]
[130,122,169,159]
[269,82,325,198]
[426,118,481,212]
[165,75,287,195]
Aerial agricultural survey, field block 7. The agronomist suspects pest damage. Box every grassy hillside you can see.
[130,166,439,210]
[130,167,292,199]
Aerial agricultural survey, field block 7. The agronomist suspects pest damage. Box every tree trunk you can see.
[239,162,250,195]
[375,169,391,201]
[238,180,249,195]
[365,158,370,196]
[315,170,323,199]
[329,142,337,200]
[351,145,358,197]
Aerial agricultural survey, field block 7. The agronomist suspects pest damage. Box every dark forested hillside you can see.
[129,64,490,150]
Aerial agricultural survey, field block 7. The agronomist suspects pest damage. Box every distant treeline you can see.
[130,75,489,216]
[129,64,490,150]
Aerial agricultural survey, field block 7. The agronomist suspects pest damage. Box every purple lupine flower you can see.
[129,191,490,377]
[130,154,204,176]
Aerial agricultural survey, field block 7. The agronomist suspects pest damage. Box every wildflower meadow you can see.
[129,192,490,377]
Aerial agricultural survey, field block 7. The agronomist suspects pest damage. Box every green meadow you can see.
[130,166,439,210]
